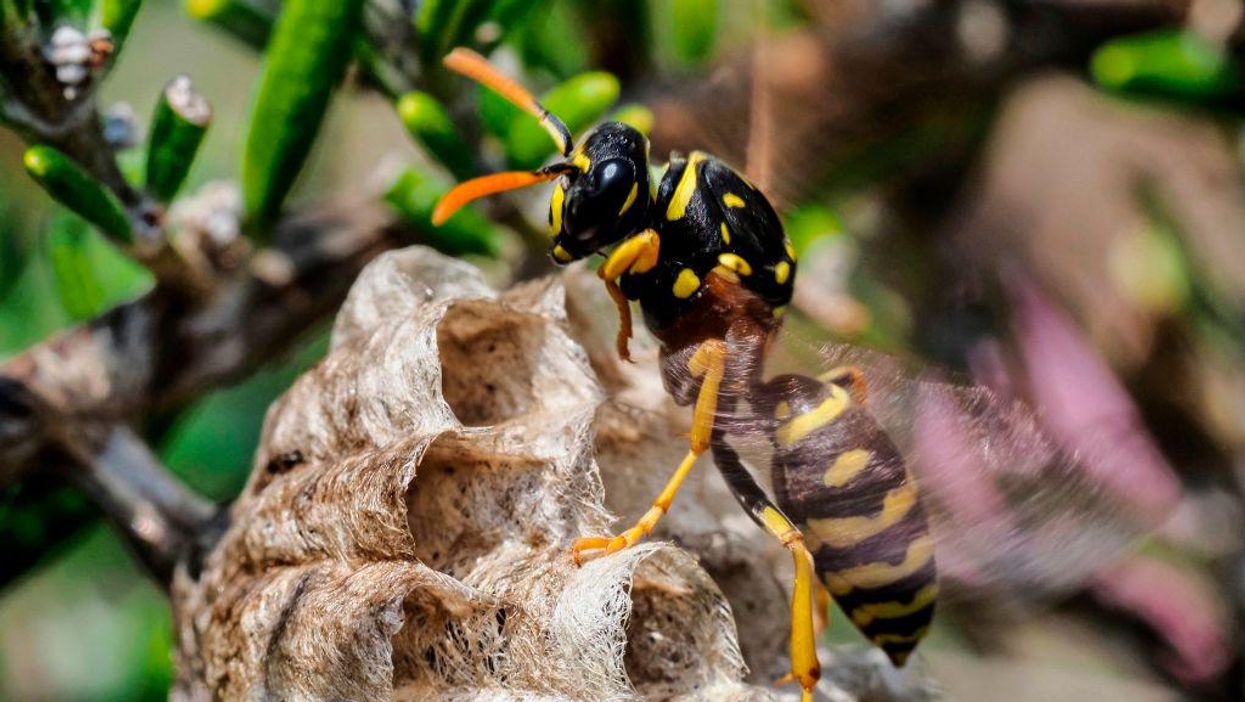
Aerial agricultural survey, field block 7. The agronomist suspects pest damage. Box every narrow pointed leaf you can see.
[24,146,132,245]
[241,0,364,230]
[100,0,143,53]
[1092,30,1240,102]
[671,0,718,62]
[146,75,211,202]
[609,103,654,136]
[184,0,275,49]
[397,91,474,180]
[384,167,504,257]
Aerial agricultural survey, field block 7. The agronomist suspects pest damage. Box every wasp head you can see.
[549,121,651,263]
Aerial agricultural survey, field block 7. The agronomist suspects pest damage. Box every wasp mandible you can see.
[433,48,936,700]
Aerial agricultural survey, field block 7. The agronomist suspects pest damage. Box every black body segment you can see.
[618,151,796,331]
[755,373,937,667]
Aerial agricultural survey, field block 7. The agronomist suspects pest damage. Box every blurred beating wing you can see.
[715,324,1179,610]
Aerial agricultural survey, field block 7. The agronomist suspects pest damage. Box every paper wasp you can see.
[431,48,1166,700]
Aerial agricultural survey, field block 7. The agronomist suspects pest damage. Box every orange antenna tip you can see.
[432,170,563,226]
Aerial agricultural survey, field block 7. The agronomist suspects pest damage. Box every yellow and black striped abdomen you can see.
[759,374,937,667]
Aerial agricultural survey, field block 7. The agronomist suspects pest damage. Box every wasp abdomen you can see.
[762,374,937,667]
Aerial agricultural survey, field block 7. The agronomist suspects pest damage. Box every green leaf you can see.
[145,75,211,202]
[100,0,143,54]
[784,204,844,257]
[183,0,274,49]
[416,0,491,63]
[513,0,588,77]
[671,0,718,63]
[487,0,539,33]
[46,214,106,321]
[1091,30,1240,102]
[608,103,654,136]
[0,201,27,300]
[384,167,505,257]
[478,84,523,138]
[506,71,619,169]
[40,0,93,27]
[396,91,474,180]
[241,0,364,231]
[23,146,132,246]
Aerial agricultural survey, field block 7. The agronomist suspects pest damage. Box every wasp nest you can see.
[169,246,842,701]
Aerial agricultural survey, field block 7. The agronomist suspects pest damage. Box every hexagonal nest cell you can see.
[168,247,793,702]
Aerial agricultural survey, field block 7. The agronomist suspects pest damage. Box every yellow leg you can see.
[597,230,660,362]
[756,508,821,702]
[813,580,832,636]
[572,339,723,564]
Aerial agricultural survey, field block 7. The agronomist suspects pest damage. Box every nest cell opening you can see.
[436,301,551,427]
[405,435,558,576]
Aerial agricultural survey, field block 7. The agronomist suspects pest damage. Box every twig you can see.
[0,200,403,575]
[55,426,217,585]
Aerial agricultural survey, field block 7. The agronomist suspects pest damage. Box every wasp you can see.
[432,49,936,699]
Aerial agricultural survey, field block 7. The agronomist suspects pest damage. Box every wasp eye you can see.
[592,159,635,204]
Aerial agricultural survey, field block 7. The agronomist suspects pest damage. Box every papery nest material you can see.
[171,246,921,701]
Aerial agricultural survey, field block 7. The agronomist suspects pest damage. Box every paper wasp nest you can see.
[169,246,829,702]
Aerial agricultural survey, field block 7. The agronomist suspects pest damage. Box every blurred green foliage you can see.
[1092,30,1241,104]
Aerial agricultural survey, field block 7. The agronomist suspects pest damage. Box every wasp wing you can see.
[735,325,1181,610]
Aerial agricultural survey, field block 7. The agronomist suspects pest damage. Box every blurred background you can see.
[2,0,1245,699]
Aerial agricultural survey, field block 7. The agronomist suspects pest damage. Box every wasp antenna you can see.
[443,47,573,157]
[432,169,564,225]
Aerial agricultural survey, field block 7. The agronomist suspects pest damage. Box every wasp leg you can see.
[819,365,868,404]
[572,338,723,564]
[813,580,832,636]
[711,435,820,702]
[603,280,633,362]
[597,229,660,362]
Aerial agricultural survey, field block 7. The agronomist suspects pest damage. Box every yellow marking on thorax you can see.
[722,193,746,208]
[850,584,939,628]
[784,239,797,261]
[712,266,740,284]
[774,260,791,285]
[552,244,572,262]
[775,385,851,447]
[823,536,934,596]
[666,151,706,221]
[774,401,791,420]
[572,151,591,172]
[717,253,752,276]
[871,627,930,646]
[807,483,919,549]
[719,221,731,244]
[619,182,639,215]
[549,183,566,235]
[773,306,786,318]
[822,449,871,487]
[673,268,701,298]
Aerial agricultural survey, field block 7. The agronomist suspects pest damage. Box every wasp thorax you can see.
[550,121,651,263]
